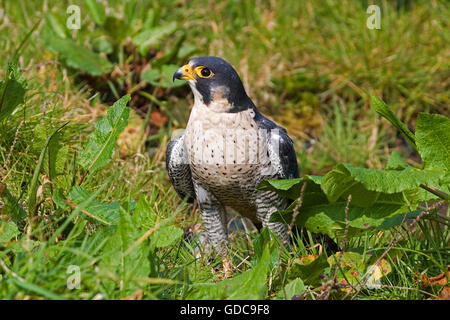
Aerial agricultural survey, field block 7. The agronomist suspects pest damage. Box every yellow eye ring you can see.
[194,66,214,78]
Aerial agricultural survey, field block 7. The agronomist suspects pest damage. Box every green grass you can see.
[0,0,449,300]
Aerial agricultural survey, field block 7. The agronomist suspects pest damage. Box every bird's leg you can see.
[255,191,290,245]
[195,184,233,277]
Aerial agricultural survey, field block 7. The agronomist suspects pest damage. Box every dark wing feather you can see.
[274,127,300,179]
[166,132,195,203]
[254,109,299,179]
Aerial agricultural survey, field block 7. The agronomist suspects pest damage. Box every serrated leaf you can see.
[416,113,450,171]
[83,0,106,26]
[322,163,444,202]
[187,244,270,299]
[79,95,130,174]
[153,225,183,248]
[0,63,27,122]
[0,220,20,242]
[0,184,27,223]
[52,188,68,210]
[271,201,408,239]
[68,186,120,225]
[100,207,150,295]
[386,150,410,170]
[132,194,183,247]
[45,36,113,76]
[132,194,156,230]
[257,175,321,200]
[370,95,416,149]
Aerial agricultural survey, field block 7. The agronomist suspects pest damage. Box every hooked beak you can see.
[173,64,197,82]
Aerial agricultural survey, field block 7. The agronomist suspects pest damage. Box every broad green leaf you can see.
[83,0,106,26]
[45,36,113,76]
[132,22,177,55]
[141,69,160,85]
[29,124,68,180]
[153,225,183,248]
[327,251,392,287]
[132,194,156,230]
[100,207,150,295]
[252,227,272,264]
[0,184,27,223]
[68,186,120,225]
[416,113,450,171]
[385,150,410,170]
[0,220,20,242]
[46,13,68,38]
[142,64,185,89]
[151,33,186,67]
[79,95,130,174]
[327,251,366,286]
[157,64,185,88]
[52,188,68,210]
[257,175,321,200]
[187,244,270,299]
[0,62,27,122]
[103,16,130,43]
[288,253,329,286]
[377,209,421,229]
[322,163,444,202]
[92,36,114,54]
[277,278,305,300]
[132,194,183,248]
[27,122,68,216]
[251,227,283,269]
[177,45,198,60]
[47,130,68,181]
[370,95,416,149]
[224,243,269,299]
[271,201,408,239]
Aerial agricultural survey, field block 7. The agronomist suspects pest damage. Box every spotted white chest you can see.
[183,99,279,215]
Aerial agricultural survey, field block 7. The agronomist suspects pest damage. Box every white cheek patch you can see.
[188,81,204,104]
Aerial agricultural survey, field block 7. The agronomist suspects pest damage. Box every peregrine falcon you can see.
[167,56,299,256]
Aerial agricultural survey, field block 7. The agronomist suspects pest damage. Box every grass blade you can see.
[27,122,69,217]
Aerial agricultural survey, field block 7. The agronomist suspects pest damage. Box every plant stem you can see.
[420,184,450,201]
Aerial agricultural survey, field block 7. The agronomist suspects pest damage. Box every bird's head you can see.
[173,56,252,112]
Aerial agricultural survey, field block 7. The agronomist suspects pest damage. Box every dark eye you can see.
[201,68,211,77]
[195,66,214,78]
